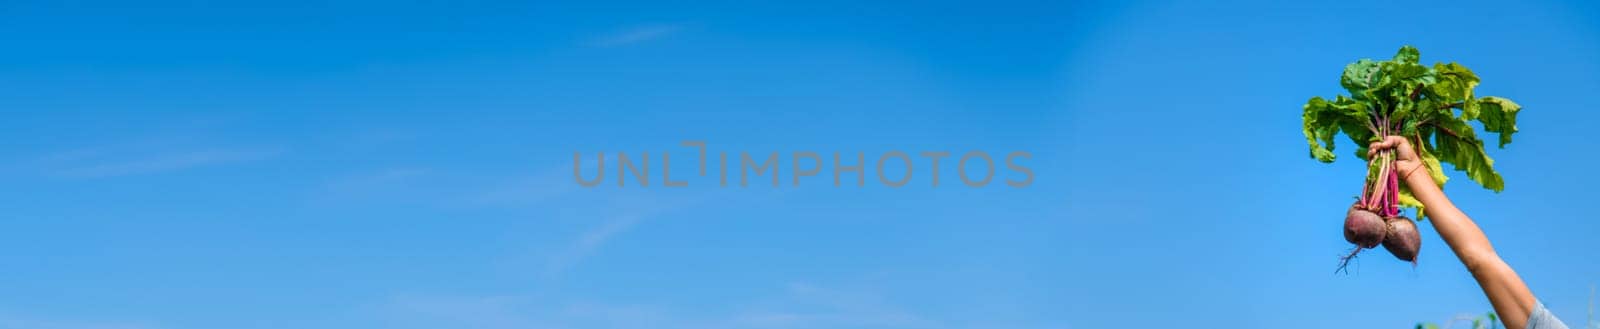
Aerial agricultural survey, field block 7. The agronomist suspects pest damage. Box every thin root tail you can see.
[1335,247,1363,274]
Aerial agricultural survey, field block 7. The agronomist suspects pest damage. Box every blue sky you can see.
[2,0,1599,328]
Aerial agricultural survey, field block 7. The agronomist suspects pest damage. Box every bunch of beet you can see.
[1341,203,1420,272]
[1335,125,1423,273]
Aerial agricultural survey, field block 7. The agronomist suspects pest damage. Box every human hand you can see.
[1368,136,1426,185]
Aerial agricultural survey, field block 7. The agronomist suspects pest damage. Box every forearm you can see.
[1403,172,1536,328]
[1404,174,1494,266]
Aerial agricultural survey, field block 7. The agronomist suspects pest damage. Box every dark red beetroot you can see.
[1344,206,1386,249]
[1382,216,1421,263]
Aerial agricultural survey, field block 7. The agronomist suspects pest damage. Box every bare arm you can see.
[1372,136,1538,329]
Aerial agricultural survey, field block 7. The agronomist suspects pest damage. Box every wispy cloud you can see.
[369,281,949,329]
[381,294,534,329]
[317,167,432,198]
[312,164,584,208]
[728,282,945,329]
[52,148,283,178]
[590,24,683,47]
[23,139,285,179]
[544,213,645,276]
[372,294,680,329]
[458,165,577,207]
[0,312,159,329]
[539,191,713,277]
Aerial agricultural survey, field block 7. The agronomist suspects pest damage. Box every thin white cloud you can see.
[0,312,159,329]
[50,148,283,179]
[382,295,533,329]
[726,282,944,329]
[5,133,271,179]
[541,194,711,277]
[544,213,645,276]
[317,167,432,197]
[590,24,683,47]
[459,165,576,207]
[369,281,950,329]
[374,294,683,329]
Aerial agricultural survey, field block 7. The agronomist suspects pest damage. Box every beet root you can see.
[1343,206,1386,249]
[1382,216,1421,263]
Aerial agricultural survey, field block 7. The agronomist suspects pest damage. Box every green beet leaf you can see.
[1301,46,1522,219]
